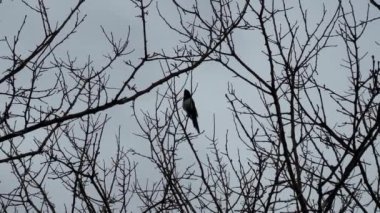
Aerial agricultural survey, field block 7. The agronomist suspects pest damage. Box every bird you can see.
[182,89,200,133]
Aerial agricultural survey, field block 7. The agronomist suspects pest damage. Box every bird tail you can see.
[191,117,200,134]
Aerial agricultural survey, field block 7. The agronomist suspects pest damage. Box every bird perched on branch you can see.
[183,89,200,133]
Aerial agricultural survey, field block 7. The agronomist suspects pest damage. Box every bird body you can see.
[183,89,200,133]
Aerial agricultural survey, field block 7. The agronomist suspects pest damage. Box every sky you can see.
[1,0,380,211]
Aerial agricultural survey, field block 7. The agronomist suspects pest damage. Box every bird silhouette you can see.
[183,89,200,133]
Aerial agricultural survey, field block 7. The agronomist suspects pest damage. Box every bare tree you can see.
[133,0,380,212]
[0,0,380,212]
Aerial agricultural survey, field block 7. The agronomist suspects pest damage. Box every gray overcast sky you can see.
[1,0,380,211]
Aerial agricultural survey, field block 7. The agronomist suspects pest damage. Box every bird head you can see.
[184,89,191,99]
